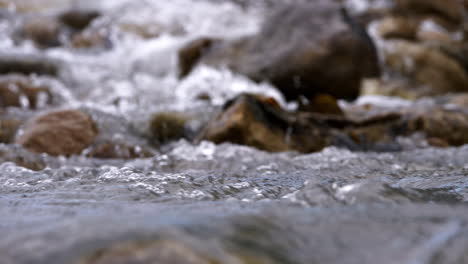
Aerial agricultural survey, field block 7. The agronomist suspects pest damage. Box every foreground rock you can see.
[200,94,335,152]
[180,1,380,104]
[16,110,98,156]
[201,93,468,152]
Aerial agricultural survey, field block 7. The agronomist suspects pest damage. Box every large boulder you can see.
[16,110,98,156]
[180,1,380,102]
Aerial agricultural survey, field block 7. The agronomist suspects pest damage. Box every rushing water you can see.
[1,1,468,263]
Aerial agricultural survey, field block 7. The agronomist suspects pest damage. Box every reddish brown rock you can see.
[16,110,98,156]
[0,76,53,109]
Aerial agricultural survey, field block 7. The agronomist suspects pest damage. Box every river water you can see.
[1,1,468,263]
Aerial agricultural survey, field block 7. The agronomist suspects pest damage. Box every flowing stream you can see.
[1,1,468,263]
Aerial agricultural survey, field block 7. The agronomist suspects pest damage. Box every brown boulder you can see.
[0,75,53,109]
[200,94,334,152]
[181,1,380,102]
[16,110,98,156]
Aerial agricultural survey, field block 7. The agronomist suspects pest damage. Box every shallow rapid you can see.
[1,1,468,263]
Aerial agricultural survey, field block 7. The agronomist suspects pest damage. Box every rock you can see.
[393,0,463,24]
[150,112,190,145]
[412,108,468,146]
[0,118,22,144]
[182,1,380,102]
[86,141,153,159]
[299,94,344,116]
[70,28,111,49]
[178,37,220,78]
[382,40,468,97]
[0,75,53,109]
[0,53,60,76]
[19,17,61,48]
[377,16,418,40]
[58,9,100,31]
[16,110,98,156]
[200,93,334,152]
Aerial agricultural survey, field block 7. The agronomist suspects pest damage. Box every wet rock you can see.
[382,40,468,97]
[70,29,112,50]
[377,16,418,40]
[150,112,190,145]
[201,93,334,152]
[19,17,61,48]
[16,110,98,156]
[0,75,53,109]
[413,108,468,146]
[86,141,153,159]
[0,118,22,144]
[0,53,60,76]
[299,94,344,116]
[183,1,380,102]
[58,9,100,31]
[178,37,220,78]
[393,0,464,24]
